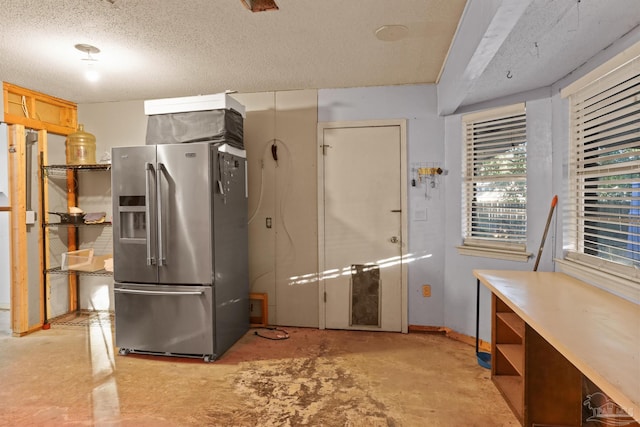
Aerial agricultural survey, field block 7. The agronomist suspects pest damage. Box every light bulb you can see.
[85,62,99,82]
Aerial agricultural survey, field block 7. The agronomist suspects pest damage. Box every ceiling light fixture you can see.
[75,43,101,82]
[375,25,409,42]
[241,0,279,12]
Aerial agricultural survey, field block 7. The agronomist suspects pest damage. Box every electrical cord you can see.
[254,327,289,340]
[247,140,274,224]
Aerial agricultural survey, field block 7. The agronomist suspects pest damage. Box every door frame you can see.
[317,120,408,333]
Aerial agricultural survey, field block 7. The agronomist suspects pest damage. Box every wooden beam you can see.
[3,82,77,136]
[437,0,533,115]
[67,170,78,312]
[8,124,29,335]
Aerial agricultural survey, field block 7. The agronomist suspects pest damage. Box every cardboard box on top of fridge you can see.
[144,93,246,118]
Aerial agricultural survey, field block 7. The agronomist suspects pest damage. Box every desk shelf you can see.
[496,344,524,376]
[493,375,523,420]
[496,312,524,338]
[492,294,525,423]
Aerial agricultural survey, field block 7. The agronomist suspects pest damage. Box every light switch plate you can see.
[26,210,36,224]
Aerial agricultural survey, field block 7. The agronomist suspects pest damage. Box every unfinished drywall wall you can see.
[232,90,319,328]
[318,84,446,327]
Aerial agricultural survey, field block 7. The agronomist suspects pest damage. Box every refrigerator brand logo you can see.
[185,152,196,158]
[120,154,128,159]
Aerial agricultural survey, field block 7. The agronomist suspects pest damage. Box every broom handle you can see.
[476,279,480,353]
[534,195,558,271]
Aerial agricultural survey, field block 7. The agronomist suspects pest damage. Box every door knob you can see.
[390,236,399,243]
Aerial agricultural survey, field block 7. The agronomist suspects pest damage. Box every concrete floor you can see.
[0,309,9,337]
[0,314,518,426]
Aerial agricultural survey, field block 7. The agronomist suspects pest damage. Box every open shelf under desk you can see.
[496,344,524,376]
[493,375,523,421]
[496,312,524,338]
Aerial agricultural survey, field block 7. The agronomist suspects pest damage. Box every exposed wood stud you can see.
[8,124,29,335]
[67,170,78,312]
[3,82,77,136]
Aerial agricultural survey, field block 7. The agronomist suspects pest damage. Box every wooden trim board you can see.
[408,324,491,353]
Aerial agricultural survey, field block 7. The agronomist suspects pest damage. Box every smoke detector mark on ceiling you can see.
[375,25,409,42]
[241,0,279,13]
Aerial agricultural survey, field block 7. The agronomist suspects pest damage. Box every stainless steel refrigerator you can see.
[111,142,249,362]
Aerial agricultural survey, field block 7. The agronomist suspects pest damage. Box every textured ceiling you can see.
[1,0,639,110]
[0,0,466,104]
[462,0,640,107]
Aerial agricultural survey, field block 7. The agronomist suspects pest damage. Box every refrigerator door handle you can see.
[157,162,166,266]
[145,162,156,266]
[114,288,204,296]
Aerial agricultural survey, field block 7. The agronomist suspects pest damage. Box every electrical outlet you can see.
[422,284,431,297]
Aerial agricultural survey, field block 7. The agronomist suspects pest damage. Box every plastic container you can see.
[66,124,96,165]
[61,249,111,272]
[61,249,94,271]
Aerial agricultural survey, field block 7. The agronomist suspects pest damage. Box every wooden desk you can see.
[474,270,640,426]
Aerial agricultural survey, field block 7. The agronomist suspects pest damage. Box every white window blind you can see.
[462,104,527,248]
[567,56,640,272]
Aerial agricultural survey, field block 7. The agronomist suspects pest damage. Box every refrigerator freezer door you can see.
[114,283,214,356]
[112,146,158,284]
[156,143,213,284]
[211,149,250,355]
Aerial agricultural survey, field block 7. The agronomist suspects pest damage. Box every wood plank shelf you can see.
[497,344,524,376]
[496,312,524,338]
[493,375,523,420]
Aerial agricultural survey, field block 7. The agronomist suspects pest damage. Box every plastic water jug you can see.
[66,124,96,165]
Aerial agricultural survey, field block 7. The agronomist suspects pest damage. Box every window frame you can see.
[562,49,640,299]
[458,103,530,261]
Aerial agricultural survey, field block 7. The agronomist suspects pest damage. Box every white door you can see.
[318,121,407,332]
